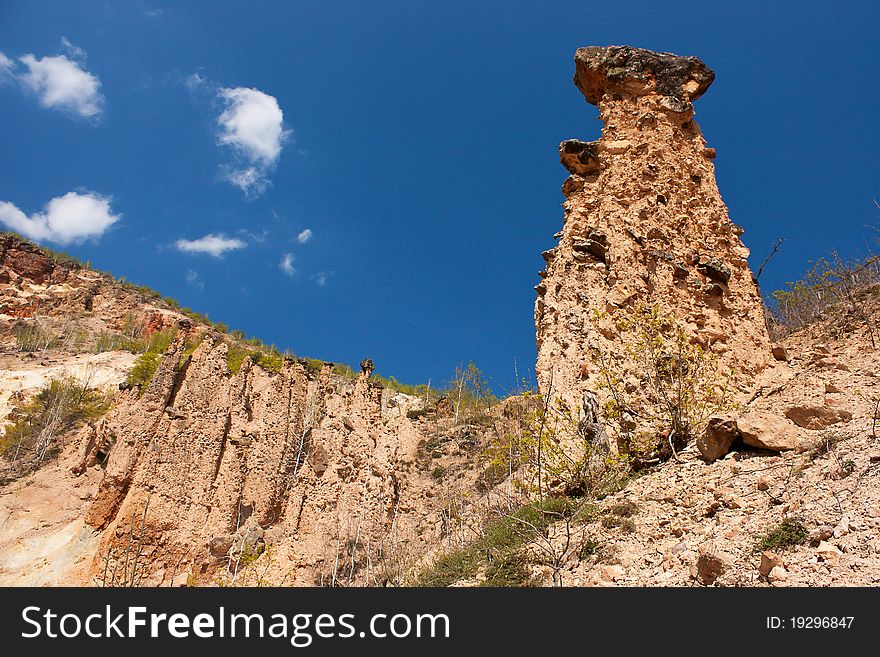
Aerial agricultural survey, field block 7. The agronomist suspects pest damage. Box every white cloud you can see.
[237,228,268,243]
[216,86,289,196]
[296,228,313,244]
[185,72,206,90]
[60,37,86,60]
[313,271,329,287]
[0,52,13,81]
[18,50,103,119]
[0,192,119,245]
[175,234,246,257]
[185,269,204,289]
[279,253,295,276]
[218,87,288,163]
[224,166,269,196]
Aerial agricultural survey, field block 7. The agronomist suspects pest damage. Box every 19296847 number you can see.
[767,617,854,629]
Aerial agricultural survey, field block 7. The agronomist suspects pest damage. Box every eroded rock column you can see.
[535,46,770,410]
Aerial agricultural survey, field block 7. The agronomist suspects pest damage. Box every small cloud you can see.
[223,166,269,197]
[185,269,204,290]
[296,228,313,244]
[217,87,288,163]
[279,253,295,276]
[216,86,289,197]
[16,46,104,119]
[312,271,331,287]
[60,37,86,60]
[185,72,206,91]
[143,8,164,18]
[175,233,246,257]
[0,191,119,245]
[0,52,14,81]
[237,227,268,243]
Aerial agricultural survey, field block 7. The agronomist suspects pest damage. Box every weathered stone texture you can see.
[535,46,771,410]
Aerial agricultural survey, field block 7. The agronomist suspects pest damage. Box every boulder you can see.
[7,248,54,284]
[736,411,807,452]
[816,541,842,566]
[697,417,740,462]
[694,550,731,585]
[573,45,714,106]
[784,405,853,430]
[771,345,789,361]
[768,566,788,584]
[208,535,233,558]
[600,564,626,582]
[759,551,784,577]
[808,526,834,545]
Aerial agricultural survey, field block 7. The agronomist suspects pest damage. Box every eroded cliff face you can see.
[0,234,491,587]
[84,333,428,586]
[535,46,771,411]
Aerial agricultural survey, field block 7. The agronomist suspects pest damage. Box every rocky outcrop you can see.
[83,331,430,585]
[784,405,853,430]
[697,417,740,463]
[0,233,183,333]
[736,411,807,452]
[535,46,771,413]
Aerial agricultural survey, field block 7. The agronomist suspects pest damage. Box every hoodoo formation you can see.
[535,46,771,411]
[2,44,878,590]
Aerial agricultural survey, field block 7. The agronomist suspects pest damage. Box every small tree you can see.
[482,390,627,499]
[449,361,495,422]
[593,304,738,463]
[1,375,111,475]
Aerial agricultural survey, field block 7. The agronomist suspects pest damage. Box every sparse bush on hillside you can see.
[446,362,497,422]
[226,342,290,375]
[13,319,54,353]
[254,347,285,373]
[1,375,111,476]
[416,497,588,587]
[767,253,879,343]
[301,358,324,377]
[483,391,629,499]
[371,372,435,399]
[226,343,256,375]
[331,363,358,380]
[593,304,738,464]
[755,518,808,552]
[126,352,162,393]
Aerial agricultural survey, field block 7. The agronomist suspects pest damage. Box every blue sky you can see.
[1,1,878,393]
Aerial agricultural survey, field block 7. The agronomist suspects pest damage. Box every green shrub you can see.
[254,349,285,373]
[126,352,162,392]
[484,551,533,587]
[609,501,638,517]
[593,304,739,463]
[144,327,176,354]
[14,321,54,352]
[331,363,358,380]
[578,538,601,560]
[475,461,509,493]
[755,519,808,552]
[415,498,581,587]
[1,376,111,474]
[301,358,324,377]
[227,344,256,375]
